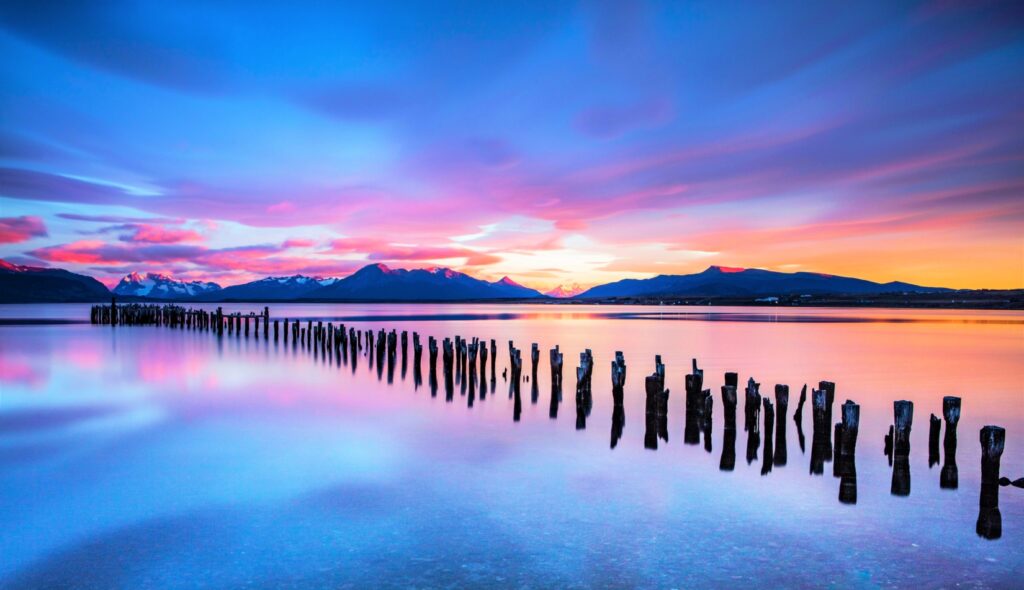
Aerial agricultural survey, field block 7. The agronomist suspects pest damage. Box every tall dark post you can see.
[774,384,789,467]
[977,426,1005,540]
[809,384,833,475]
[942,396,961,489]
[893,400,913,457]
[836,400,860,504]
[644,372,669,450]
[550,346,563,390]
[761,399,775,475]
[684,359,709,446]
[744,377,761,433]
[721,384,737,430]
[611,352,626,404]
[929,414,941,468]
[891,400,914,497]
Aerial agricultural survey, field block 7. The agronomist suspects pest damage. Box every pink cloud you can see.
[329,237,501,266]
[0,215,47,243]
[122,224,203,244]
[266,201,296,214]
[282,238,316,248]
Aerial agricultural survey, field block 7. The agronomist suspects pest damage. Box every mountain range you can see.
[575,265,948,298]
[1,259,959,303]
[113,272,222,299]
[301,264,544,301]
[195,275,338,301]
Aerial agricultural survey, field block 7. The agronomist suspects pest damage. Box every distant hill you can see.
[197,275,338,301]
[113,272,221,299]
[303,264,545,301]
[575,266,950,299]
[0,259,111,303]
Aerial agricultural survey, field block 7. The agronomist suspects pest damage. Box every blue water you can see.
[1,304,1022,588]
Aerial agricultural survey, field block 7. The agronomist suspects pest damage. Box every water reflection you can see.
[4,299,1019,581]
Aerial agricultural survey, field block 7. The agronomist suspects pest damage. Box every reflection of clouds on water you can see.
[0,355,47,388]
[1,304,1022,587]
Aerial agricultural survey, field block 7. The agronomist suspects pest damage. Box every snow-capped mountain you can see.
[113,272,221,299]
[198,274,338,301]
[304,263,545,300]
[544,283,587,298]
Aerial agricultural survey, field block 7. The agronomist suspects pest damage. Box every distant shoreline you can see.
[2,289,1022,310]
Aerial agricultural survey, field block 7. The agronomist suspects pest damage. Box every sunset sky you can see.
[1,1,1022,291]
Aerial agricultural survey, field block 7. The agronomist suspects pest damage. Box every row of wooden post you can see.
[90,302,1017,531]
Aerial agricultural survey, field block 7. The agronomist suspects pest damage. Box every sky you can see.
[1,1,1022,291]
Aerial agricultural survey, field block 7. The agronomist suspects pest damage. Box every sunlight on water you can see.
[1,304,1022,588]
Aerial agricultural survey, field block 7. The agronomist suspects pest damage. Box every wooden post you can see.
[773,385,789,467]
[685,359,709,446]
[745,377,761,433]
[929,414,941,468]
[761,398,775,475]
[942,396,961,454]
[550,346,563,390]
[893,400,913,457]
[978,425,1005,539]
[721,384,738,430]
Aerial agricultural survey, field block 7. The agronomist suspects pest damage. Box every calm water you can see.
[2,303,1022,588]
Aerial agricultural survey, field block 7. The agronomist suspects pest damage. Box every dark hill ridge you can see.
[303,264,545,301]
[0,259,111,303]
[574,265,949,299]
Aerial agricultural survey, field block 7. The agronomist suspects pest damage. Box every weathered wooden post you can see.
[772,385,789,466]
[761,398,775,475]
[684,359,709,446]
[611,351,626,405]
[744,377,761,433]
[943,396,961,453]
[531,343,539,380]
[809,385,832,475]
[941,396,961,489]
[274,319,279,342]
[644,372,669,450]
[550,346,563,390]
[428,336,438,370]
[835,400,860,504]
[721,383,738,431]
[929,414,941,468]
[893,400,913,457]
[888,401,914,497]
[977,425,1005,540]
[486,339,494,381]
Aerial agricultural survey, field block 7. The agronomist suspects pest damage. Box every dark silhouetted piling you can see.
[929,414,941,468]
[977,425,1005,540]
